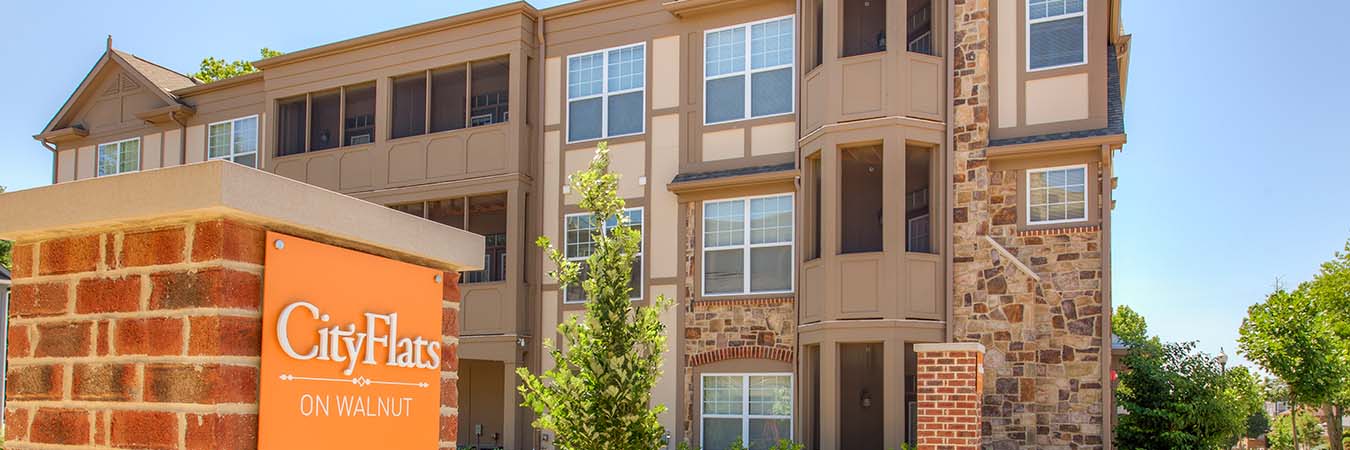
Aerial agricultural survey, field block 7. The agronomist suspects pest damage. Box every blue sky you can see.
[3,1,1348,370]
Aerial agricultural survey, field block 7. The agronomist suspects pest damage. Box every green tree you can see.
[1308,241,1350,450]
[1114,306,1263,449]
[1267,408,1324,450]
[1245,410,1271,439]
[191,48,283,83]
[517,142,672,450]
[0,185,10,270]
[1239,282,1350,450]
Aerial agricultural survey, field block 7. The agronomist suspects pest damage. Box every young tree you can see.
[191,48,283,83]
[1239,284,1349,450]
[517,142,672,450]
[1267,408,1324,450]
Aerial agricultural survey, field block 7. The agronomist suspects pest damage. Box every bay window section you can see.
[395,57,512,140]
[703,195,794,296]
[96,138,140,176]
[704,16,794,125]
[1027,0,1086,70]
[563,208,644,303]
[567,43,646,143]
[387,193,510,284]
[207,116,259,167]
[275,83,378,156]
[701,374,793,450]
[841,145,884,254]
[842,0,886,57]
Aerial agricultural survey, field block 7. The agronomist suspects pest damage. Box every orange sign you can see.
[259,232,443,450]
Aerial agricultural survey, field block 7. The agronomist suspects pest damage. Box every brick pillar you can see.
[6,220,265,449]
[5,218,467,450]
[914,343,986,450]
[441,271,462,450]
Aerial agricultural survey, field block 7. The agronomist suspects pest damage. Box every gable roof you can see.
[37,47,198,142]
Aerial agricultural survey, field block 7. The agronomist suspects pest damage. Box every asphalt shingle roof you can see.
[670,162,796,184]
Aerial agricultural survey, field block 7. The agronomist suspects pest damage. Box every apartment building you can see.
[29,0,1129,448]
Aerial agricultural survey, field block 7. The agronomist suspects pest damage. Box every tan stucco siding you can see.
[651,36,680,110]
[750,122,796,156]
[141,132,162,170]
[996,0,1018,128]
[1025,73,1090,125]
[649,114,680,279]
[545,57,561,126]
[163,129,183,167]
[185,124,206,163]
[701,128,745,162]
[77,146,95,180]
[57,150,76,182]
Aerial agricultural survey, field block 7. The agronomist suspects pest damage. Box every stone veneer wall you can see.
[678,202,797,441]
[4,219,464,450]
[950,0,1107,448]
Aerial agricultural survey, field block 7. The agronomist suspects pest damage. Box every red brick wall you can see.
[916,346,985,450]
[6,219,264,449]
[5,219,463,450]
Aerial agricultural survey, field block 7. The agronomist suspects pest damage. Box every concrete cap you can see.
[0,160,485,272]
[913,342,987,354]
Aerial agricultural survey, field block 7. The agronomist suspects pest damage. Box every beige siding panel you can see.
[649,115,680,279]
[750,122,796,156]
[909,57,942,116]
[274,159,306,182]
[543,131,561,281]
[540,290,558,373]
[185,125,206,163]
[339,150,372,190]
[163,129,183,167]
[141,133,162,170]
[545,57,562,126]
[389,141,430,182]
[306,154,341,191]
[467,130,507,173]
[1025,73,1090,125]
[57,150,76,183]
[996,0,1018,128]
[563,148,591,205]
[701,128,745,162]
[609,141,646,200]
[426,135,468,178]
[651,36,681,110]
[77,146,95,180]
[840,58,884,116]
[650,283,680,439]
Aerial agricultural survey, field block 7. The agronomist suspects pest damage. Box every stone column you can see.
[0,161,481,450]
[914,343,985,450]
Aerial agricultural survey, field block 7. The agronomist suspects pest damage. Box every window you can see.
[1026,165,1088,225]
[394,57,512,140]
[563,208,643,303]
[840,145,884,254]
[96,138,140,176]
[1027,0,1086,70]
[906,0,935,55]
[388,194,510,283]
[275,83,378,156]
[703,195,794,296]
[842,0,886,57]
[905,146,934,253]
[344,84,376,146]
[567,43,645,143]
[705,17,794,125]
[702,374,793,450]
[808,0,823,69]
[207,116,259,167]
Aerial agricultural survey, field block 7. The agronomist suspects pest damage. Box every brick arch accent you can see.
[686,346,794,367]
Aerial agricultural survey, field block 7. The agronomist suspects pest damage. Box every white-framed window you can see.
[1026,164,1088,225]
[704,16,795,125]
[703,194,793,296]
[567,43,646,143]
[1027,0,1086,71]
[563,208,644,303]
[207,115,260,167]
[96,137,140,176]
[701,373,793,450]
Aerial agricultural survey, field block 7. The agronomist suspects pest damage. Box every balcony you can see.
[799,142,945,324]
[800,0,946,135]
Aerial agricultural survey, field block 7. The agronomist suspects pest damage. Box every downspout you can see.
[533,12,547,450]
[943,0,956,343]
[40,139,58,184]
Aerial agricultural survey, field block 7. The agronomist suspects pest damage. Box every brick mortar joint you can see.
[12,260,264,286]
